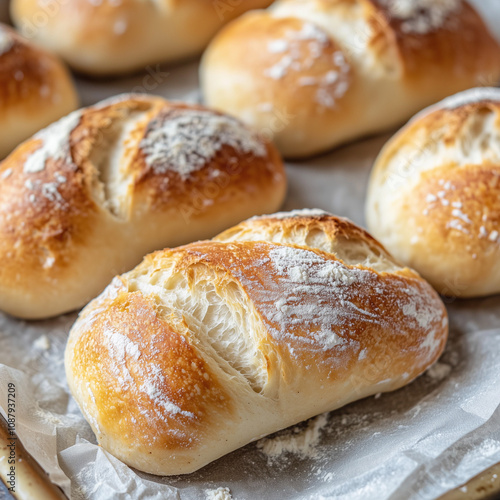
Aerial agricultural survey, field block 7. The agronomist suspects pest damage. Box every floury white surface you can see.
[1,2,500,496]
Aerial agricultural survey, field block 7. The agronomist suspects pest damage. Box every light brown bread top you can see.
[10,0,274,75]
[201,0,500,157]
[66,210,448,476]
[367,87,500,297]
[0,23,78,158]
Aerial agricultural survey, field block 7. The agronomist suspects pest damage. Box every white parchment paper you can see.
[1,2,500,498]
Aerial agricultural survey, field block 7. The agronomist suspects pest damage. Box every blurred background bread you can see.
[65,210,448,476]
[201,0,500,158]
[0,94,286,319]
[10,0,274,76]
[0,1,9,23]
[469,0,500,43]
[366,87,500,298]
[0,23,78,158]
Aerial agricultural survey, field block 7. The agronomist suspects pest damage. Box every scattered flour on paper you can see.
[256,413,329,464]
[426,361,452,382]
[33,334,50,351]
[72,459,106,500]
[205,487,233,500]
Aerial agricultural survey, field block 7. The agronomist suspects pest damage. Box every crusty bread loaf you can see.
[10,0,273,76]
[0,24,78,159]
[65,209,448,476]
[366,87,500,298]
[0,94,286,319]
[201,0,500,158]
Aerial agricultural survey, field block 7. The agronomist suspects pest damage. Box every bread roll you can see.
[65,209,448,476]
[0,94,286,319]
[10,0,273,76]
[0,24,78,159]
[201,0,500,158]
[366,87,500,298]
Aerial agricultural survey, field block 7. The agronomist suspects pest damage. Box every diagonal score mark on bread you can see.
[65,210,448,476]
[85,102,154,220]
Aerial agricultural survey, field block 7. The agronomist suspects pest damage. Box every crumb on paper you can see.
[426,361,452,382]
[35,406,63,426]
[205,486,233,500]
[33,334,50,351]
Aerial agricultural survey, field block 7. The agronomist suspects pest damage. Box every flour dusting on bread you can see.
[140,109,267,179]
[24,110,81,173]
[264,22,350,108]
[255,243,444,357]
[264,22,330,80]
[103,329,195,422]
[381,0,461,34]
[267,245,367,350]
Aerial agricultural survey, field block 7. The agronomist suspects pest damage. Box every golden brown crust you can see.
[216,211,393,256]
[0,138,99,280]
[201,0,500,157]
[0,94,286,319]
[66,211,448,475]
[10,0,274,75]
[0,24,78,158]
[208,13,353,115]
[371,1,500,91]
[367,89,500,297]
[71,290,232,455]
[166,239,446,375]
[131,103,285,214]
